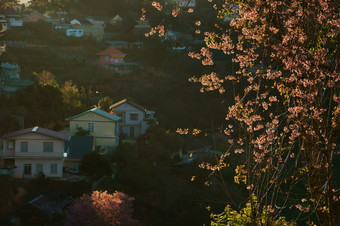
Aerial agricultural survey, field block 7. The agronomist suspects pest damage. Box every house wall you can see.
[3,133,64,158]
[14,159,63,178]
[9,18,23,27]
[112,103,148,137]
[98,55,125,68]
[2,133,65,178]
[81,25,104,41]
[66,29,84,37]
[69,112,117,148]
[23,13,46,22]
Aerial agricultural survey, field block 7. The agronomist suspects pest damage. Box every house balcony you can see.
[1,150,65,159]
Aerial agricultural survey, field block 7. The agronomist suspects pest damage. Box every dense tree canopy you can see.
[80,151,112,179]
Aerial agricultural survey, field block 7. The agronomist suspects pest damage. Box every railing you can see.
[2,150,64,158]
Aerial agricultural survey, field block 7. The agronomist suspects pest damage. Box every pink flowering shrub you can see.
[147,0,339,224]
[66,191,140,226]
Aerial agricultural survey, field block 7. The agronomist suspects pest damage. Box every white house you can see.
[70,19,81,25]
[109,99,156,138]
[1,127,70,179]
[172,0,196,7]
[66,28,84,37]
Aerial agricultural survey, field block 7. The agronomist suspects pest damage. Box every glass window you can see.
[20,142,28,152]
[43,142,53,152]
[7,140,15,150]
[88,123,94,133]
[130,114,138,121]
[50,164,57,174]
[105,56,109,62]
[24,164,32,175]
[116,112,124,122]
[130,127,135,137]
[36,163,43,174]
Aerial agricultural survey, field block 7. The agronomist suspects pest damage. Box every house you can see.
[1,62,20,79]
[108,15,123,25]
[1,126,70,179]
[172,0,197,7]
[109,99,156,138]
[0,63,34,96]
[65,108,120,151]
[64,136,94,174]
[133,20,151,34]
[22,10,48,22]
[164,29,193,49]
[70,19,81,25]
[97,47,135,73]
[0,7,23,28]
[70,18,105,41]
[11,194,73,226]
[66,28,84,37]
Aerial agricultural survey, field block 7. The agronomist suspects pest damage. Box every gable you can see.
[12,132,62,141]
[69,111,115,122]
[112,102,144,113]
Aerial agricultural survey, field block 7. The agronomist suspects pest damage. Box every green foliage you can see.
[116,142,139,163]
[61,80,83,113]
[80,151,112,179]
[95,176,123,193]
[34,71,59,88]
[211,196,295,226]
[97,96,113,112]
[14,83,66,128]
[0,109,20,136]
[75,126,90,136]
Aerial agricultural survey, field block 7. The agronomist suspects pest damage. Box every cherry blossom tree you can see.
[146,0,339,224]
[65,191,140,226]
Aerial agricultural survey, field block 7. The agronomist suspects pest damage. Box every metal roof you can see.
[2,126,70,140]
[67,136,94,159]
[1,62,20,69]
[65,108,120,122]
[98,47,126,56]
[110,99,146,111]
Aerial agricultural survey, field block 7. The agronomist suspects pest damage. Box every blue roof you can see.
[1,62,20,69]
[65,108,120,121]
[67,136,94,159]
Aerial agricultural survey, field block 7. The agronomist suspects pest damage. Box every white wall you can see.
[113,103,148,137]
[14,159,63,178]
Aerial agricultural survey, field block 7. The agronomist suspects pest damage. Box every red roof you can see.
[2,126,70,141]
[98,47,126,56]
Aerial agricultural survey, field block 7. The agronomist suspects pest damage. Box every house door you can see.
[23,164,32,179]
[130,127,135,137]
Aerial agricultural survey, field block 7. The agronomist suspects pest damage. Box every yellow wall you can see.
[69,112,117,148]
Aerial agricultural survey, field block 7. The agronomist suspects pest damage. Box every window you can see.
[7,140,15,150]
[43,142,53,152]
[105,56,109,62]
[20,142,28,152]
[130,114,138,121]
[130,127,135,137]
[88,123,94,133]
[50,164,57,174]
[36,163,43,175]
[116,112,124,122]
[24,164,32,175]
